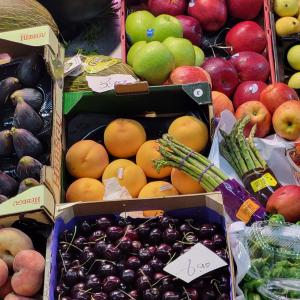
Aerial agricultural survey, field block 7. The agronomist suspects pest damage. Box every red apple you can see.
[266,185,300,222]
[272,100,300,141]
[148,0,186,16]
[202,57,239,97]
[176,15,203,45]
[260,83,299,115]
[229,51,270,82]
[188,0,227,32]
[169,66,212,85]
[225,21,266,54]
[233,81,267,109]
[227,0,263,20]
[235,100,271,137]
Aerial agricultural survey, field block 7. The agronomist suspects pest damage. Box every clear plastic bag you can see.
[229,221,300,300]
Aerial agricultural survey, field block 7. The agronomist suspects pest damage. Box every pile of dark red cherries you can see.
[56,214,230,300]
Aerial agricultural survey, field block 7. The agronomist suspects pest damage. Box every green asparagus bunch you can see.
[219,116,268,178]
[154,134,229,192]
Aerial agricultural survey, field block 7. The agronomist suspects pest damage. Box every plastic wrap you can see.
[229,221,300,300]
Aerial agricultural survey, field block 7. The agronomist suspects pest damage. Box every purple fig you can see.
[17,156,43,181]
[0,130,13,156]
[11,127,43,159]
[11,88,43,111]
[18,178,40,193]
[13,99,43,133]
[0,171,18,197]
[0,195,8,203]
[17,54,45,87]
[0,77,21,106]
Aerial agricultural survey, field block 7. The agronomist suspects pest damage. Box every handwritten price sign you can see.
[86,74,137,93]
[164,243,227,283]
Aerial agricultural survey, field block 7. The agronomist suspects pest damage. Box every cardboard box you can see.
[267,0,300,94]
[0,25,64,211]
[121,0,276,84]
[62,81,213,202]
[45,192,236,299]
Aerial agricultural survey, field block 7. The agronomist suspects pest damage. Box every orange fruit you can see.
[168,116,209,152]
[104,118,146,158]
[138,181,178,198]
[136,140,172,179]
[171,168,205,195]
[66,178,105,202]
[102,159,147,198]
[66,140,109,179]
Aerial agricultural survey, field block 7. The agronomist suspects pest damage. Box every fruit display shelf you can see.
[0,25,64,208]
[268,0,300,95]
[45,193,236,300]
[62,82,212,204]
[120,0,276,87]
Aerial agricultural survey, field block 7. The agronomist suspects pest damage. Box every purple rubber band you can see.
[198,163,214,182]
[179,150,195,169]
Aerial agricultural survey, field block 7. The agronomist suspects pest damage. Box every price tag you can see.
[64,55,82,76]
[163,243,227,283]
[236,199,260,224]
[250,173,278,193]
[86,74,137,93]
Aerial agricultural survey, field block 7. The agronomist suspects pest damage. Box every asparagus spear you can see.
[219,129,246,176]
[248,124,267,169]
[220,140,243,177]
[236,116,256,171]
[161,134,228,181]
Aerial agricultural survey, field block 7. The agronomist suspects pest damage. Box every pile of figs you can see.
[0,53,48,202]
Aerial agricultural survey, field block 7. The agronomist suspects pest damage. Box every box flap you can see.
[0,185,55,225]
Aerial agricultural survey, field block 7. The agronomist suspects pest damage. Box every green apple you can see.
[148,14,183,42]
[163,37,195,67]
[287,45,300,70]
[193,46,205,66]
[126,10,155,44]
[127,41,147,66]
[133,41,175,85]
[288,72,300,88]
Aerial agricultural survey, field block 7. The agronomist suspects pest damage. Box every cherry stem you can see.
[60,241,83,252]
[183,286,191,300]
[118,289,136,300]
[152,275,171,287]
[66,225,77,253]
[115,226,129,249]
[87,259,116,274]
[59,250,67,272]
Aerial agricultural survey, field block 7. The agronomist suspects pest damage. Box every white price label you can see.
[86,74,137,93]
[64,55,82,76]
[164,243,227,283]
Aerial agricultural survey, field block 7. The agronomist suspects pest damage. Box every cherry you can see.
[162,291,180,300]
[96,216,112,230]
[163,228,179,243]
[179,223,191,234]
[118,236,132,252]
[89,230,105,242]
[86,275,101,292]
[132,240,142,254]
[72,290,89,300]
[56,283,70,296]
[143,288,160,300]
[104,244,121,261]
[95,240,108,257]
[137,224,151,239]
[160,216,174,229]
[109,290,126,300]
[79,220,91,236]
[201,240,214,250]
[126,256,141,270]
[198,224,217,240]
[212,234,226,249]
[70,282,85,296]
[102,276,121,293]
[92,292,109,300]
[125,225,138,240]
[149,228,162,245]
[160,277,175,292]
[153,272,167,281]
[137,264,153,277]
[215,249,228,262]
[116,261,126,273]
[64,268,79,286]
[202,289,217,300]
[79,250,95,267]
[136,275,151,291]
[129,290,139,298]
[138,247,152,262]
[149,258,164,272]
[185,288,199,300]
[156,244,172,262]
[172,242,184,253]
[106,226,124,241]
[121,269,135,284]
